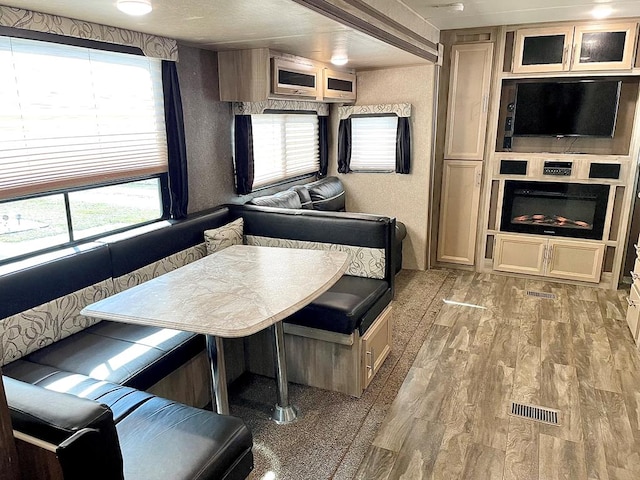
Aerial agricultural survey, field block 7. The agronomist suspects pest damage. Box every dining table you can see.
[81,244,348,424]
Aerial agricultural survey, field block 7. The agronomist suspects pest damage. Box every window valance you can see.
[338,103,411,120]
[0,6,178,61]
[234,100,329,116]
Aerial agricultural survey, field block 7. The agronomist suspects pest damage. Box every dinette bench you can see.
[0,202,396,477]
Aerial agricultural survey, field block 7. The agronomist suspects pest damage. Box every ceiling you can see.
[409,0,640,30]
[2,0,640,69]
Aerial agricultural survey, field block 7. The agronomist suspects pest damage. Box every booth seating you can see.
[249,176,407,272]
[0,202,396,477]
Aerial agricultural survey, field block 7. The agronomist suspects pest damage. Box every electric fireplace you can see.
[500,181,609,240]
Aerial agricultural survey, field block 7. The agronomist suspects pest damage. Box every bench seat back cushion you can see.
[7,321,204,390]
[238,206,393,281]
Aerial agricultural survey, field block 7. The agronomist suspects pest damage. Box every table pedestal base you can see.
[271,404,298,424]
[272,321,298,424]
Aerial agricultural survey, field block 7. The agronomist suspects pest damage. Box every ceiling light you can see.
[591,5,613,19]
[331,55,348,66]
[429,3,464,12]
[117,0,153,16]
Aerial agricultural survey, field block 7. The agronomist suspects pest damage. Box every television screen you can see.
[513,80,621,137]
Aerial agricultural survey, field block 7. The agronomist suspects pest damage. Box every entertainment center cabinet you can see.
[434,19,640,290]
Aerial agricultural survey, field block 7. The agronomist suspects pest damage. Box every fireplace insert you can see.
[500,181,609,240]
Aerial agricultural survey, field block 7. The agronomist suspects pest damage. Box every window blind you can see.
[350,116,398,171]
[0,36,168,200]
[251,114,319,188]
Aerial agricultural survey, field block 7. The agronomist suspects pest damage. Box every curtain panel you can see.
[337,119,352,174]
[234,115,255,195]
[162,61,189,218]
[396,117,411,174]
[319,116,329,177]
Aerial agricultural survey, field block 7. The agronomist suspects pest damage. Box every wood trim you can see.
[340,0,438,49]
[289,0,438,62]
[0,371,20,480]
[283,323,355,345]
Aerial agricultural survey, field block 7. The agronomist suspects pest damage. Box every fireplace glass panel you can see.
[501,181,609,240]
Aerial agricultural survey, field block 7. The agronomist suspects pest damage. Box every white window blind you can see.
[251,114,319,188]
[350,116,398,171]
[0,36,168,200]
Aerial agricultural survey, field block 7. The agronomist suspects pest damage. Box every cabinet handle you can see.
[562,45,569,68]
[366,348,375,376]
[475,170,482,187]
[628,297,638,308]
[482,95,489,113]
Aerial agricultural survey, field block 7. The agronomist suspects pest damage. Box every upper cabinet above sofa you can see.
[218,48,356,102]
[512,21,638,73]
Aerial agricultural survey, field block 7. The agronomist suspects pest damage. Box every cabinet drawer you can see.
[361,305,393,389]
[626,284,640,345]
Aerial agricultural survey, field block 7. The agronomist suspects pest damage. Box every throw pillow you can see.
[204,218,243,255]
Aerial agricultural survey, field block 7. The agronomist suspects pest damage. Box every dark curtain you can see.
[395,117,411,174]
[234,115,254,194]
[337,118,352,174]
[162,61,189,218]
[318,116,328,177]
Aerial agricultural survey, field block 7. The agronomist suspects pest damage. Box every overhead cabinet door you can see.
[444,43,494,160]
[571,22,637,71]
[513,26,574,73]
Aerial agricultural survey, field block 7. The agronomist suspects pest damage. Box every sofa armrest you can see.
[4,376,124,479]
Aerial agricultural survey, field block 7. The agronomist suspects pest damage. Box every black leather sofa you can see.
[249,176,407,273]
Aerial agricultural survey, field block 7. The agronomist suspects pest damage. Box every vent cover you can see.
[525,290,556,300]
[509,402,560,425]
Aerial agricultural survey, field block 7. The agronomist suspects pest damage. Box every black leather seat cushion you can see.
[18,321,204,390]
[285,276,389,335]
[117,395,253,480]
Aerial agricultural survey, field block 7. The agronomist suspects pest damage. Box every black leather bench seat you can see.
[7,321,204,390]
[285,275,390,335]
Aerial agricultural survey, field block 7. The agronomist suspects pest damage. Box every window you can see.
[0,36,168,263]
[350,116,398,172]
[251,114,319,188]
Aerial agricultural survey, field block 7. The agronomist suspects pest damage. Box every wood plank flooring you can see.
[355,272,639,480]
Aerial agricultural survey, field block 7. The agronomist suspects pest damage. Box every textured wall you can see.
[176,45,236,213]
[329,64,436,270]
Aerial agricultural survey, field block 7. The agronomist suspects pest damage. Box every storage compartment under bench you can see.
[244,304,393,397]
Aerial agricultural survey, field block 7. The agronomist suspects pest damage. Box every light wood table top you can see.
[81,245,349,338]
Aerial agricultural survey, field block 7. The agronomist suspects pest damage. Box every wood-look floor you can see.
[355,272,640,480]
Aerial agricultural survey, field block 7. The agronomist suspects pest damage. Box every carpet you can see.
[228,269,454,480]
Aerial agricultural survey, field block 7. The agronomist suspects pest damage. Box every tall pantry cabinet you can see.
[437,42,494,265]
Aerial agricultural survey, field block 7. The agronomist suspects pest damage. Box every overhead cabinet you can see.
[512,21,638,73]
[218,48,355,102]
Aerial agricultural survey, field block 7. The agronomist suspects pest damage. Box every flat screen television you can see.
[512,80,621,138]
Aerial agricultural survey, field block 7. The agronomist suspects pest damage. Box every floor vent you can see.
[525,290,556,300]
[509,402,560,425]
